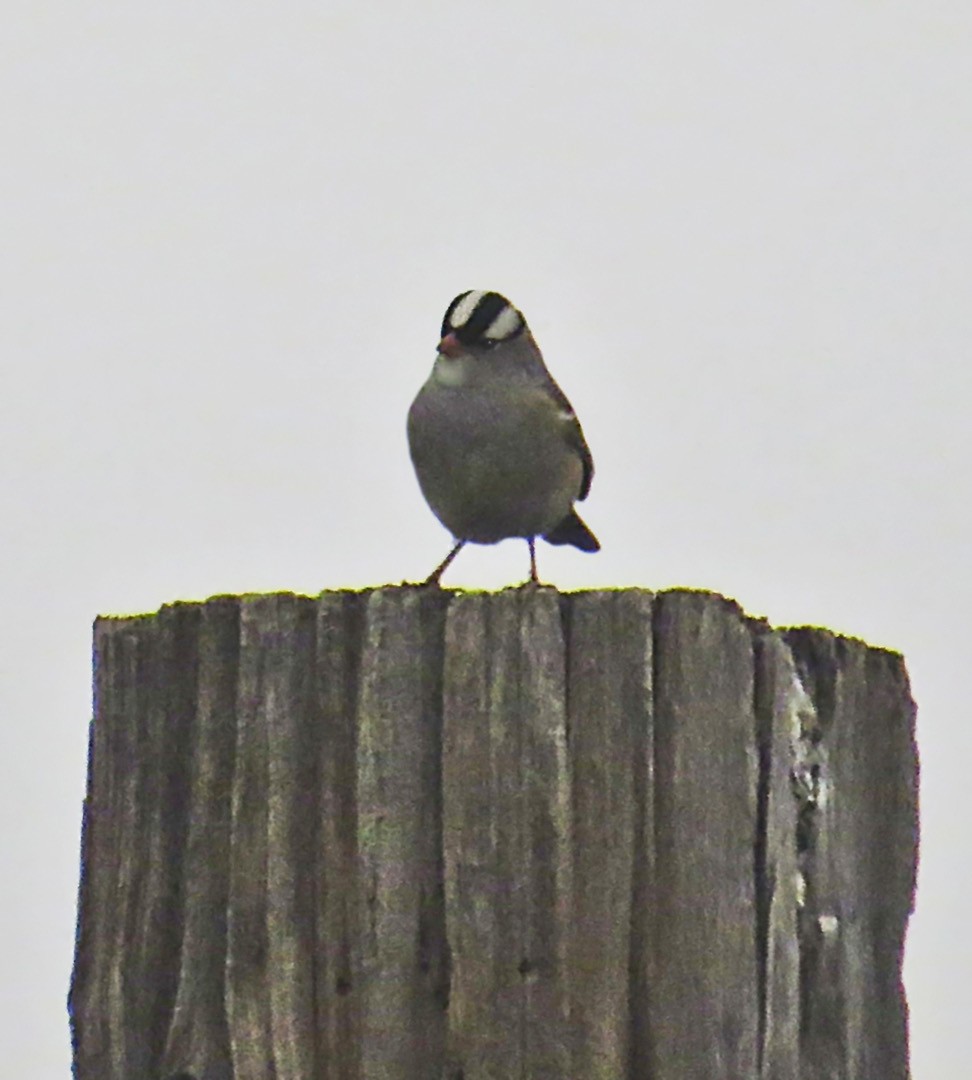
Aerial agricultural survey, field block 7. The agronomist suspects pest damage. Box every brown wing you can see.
[547,377,594,500]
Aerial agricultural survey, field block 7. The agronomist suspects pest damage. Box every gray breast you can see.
[407,376,580,544]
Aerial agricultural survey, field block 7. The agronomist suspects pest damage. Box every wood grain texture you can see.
[161,597,239,1080]
[651,590,760,1079]
[786,629,918,1080]
[355,588,450,1080]
[313,591,366,1080]
[753,628,805,1080]
[71,588,918,1080]
[442,590,572,1079]
[565,590,652,1080]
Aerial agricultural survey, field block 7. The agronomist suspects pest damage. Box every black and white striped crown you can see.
[441,290,526,347]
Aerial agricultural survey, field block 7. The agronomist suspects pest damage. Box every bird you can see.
[407,289,599,585]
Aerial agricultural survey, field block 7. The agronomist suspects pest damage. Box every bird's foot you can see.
[416,540,465,588]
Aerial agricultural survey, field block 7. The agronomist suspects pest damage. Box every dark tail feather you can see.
[543,510,600,552]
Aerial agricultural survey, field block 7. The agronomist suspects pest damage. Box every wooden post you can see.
[69,587,918,1080]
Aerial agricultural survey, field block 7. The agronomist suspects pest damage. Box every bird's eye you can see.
[481,338,499,350]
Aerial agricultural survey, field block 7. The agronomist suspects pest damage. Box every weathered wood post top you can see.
[70,586,918,1080]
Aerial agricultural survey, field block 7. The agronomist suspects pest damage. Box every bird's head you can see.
[438,290,526,358]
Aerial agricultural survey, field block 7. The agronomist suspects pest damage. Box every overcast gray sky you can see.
[2,3,969,1075]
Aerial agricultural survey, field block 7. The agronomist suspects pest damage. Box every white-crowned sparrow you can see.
[407,290,599,585]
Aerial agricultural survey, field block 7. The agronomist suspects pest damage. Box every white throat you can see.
[432,354,469,388]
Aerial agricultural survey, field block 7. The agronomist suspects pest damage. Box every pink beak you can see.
[437,332,463,358]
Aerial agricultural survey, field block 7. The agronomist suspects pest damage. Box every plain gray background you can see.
[2,3,969,1075]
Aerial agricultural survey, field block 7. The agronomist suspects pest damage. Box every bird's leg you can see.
[424,540,465,586]
[529,537,540,584]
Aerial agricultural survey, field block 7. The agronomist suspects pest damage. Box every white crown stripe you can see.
[448,290,486,330]
[484,304,522,341]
